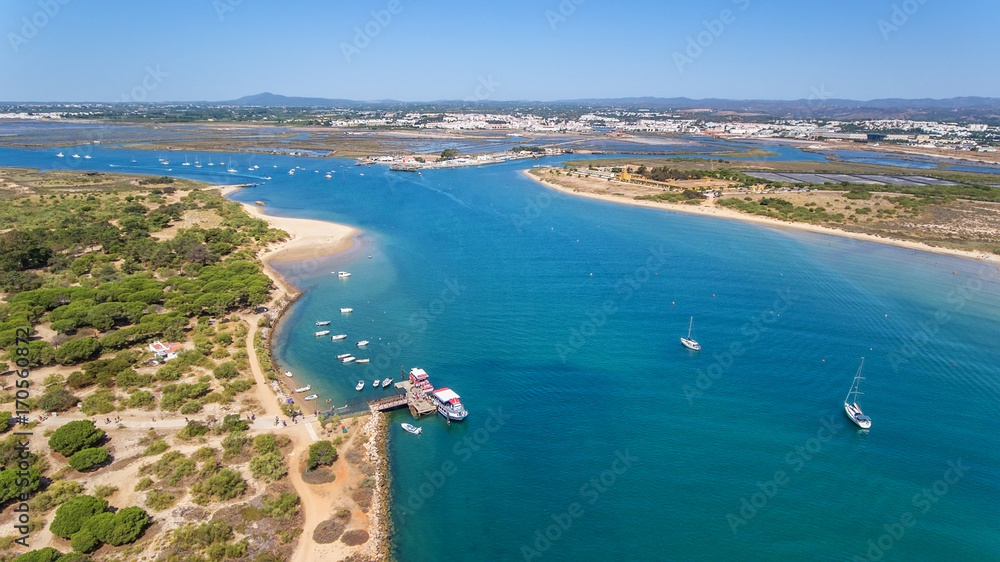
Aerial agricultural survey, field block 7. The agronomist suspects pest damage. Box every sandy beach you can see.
[522,170,999,264]
[217,185,390,560]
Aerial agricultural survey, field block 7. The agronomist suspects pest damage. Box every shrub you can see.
[212,361,239,380]
[134,477,153,492]
[0,466,42,504]
[221,430,249,459]
[30,480,84,513]
[90,506,149,546]
[54,337,101,365]
[68,447,110,472]
[146,490,177,511]
[306,441,338,470]
[92,485,117,498]
[142,440,169,456]
[176,420,209,440]
[65,370,96,390]
[217,413,249,433]
[79,389,116,416]
[13,548,63,562]
[260,492,299,519]
[249,452,287,482]
[179,400,203,414]
[191,468,245,504]
[70,528,100,554]
[124,390,156,410]
[50,495,108,539]
[253,433,278,455]
[48,421,105,457]
[37,388,79,413]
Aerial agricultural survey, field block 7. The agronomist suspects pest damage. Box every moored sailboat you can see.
[680,316,701,351]
[844,357,872,429]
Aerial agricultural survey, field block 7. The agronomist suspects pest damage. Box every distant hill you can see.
[220,93,1000,122]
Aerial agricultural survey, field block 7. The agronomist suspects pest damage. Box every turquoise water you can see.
[2,141,999,560]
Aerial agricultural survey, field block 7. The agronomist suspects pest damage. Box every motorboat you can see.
[314,330,331,337]
[294,385,311,393]
[342,356,356,364]
[304,394,318,401]
[356,340,369,347]
[356,358,370,364]
[336,353,351,359]
[283,371,293,378]
[381,378,392,388]
[340,308,353,313]
[315,320,331,326]
[331,334,347,341]
[401,423,422,435]
[355,380,365,391]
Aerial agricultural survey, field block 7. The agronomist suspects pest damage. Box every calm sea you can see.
[1,138,998,561]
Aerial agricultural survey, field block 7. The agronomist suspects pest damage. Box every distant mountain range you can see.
[222,93,1000,122]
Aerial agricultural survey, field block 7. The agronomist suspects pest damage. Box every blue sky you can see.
[1,0,997,102]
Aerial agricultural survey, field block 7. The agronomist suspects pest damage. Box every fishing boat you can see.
[401,423,422,435]
[314,330,331,337]
[355,380,365,391]
[294,385,311,393]
[315,320,331,326]
[341,356,356,364]
[356,358,370,364]
[336,353,351,359]
[304,394,318,401]
[844,357,872,429]
[680,316,701,351]
[331,334,347,341]
[340,307,353,313]
[381,378,392,388]
[283,371,293,378]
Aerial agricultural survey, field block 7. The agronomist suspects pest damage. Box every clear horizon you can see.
[1,0,998,103]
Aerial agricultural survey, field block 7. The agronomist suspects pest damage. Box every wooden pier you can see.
[370,380,437,418]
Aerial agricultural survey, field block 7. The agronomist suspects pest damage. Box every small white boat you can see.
[72,154,80,158]
[83,155,91,159]
[294,385,311,393]
[356,358,370,364]
[331,334,347,341]
[844,357,872,429]
[182,156,190,166]
[680,316,701,351]
[325,173,332,179]
[342,356,356,364]
[284,371,293,378]
[336,353,351,359]
[56,152,64,157]
[304,394,318,401]
[355,380,365,391]
[314,330,331,337]
[356,340,369,347]
[340,307,353,313]
[288,169,295,175]
[315,320,331,326]
[381,378,392,388]
[401,423,422,435]
[337,271,351,278]
[372,379,380,388]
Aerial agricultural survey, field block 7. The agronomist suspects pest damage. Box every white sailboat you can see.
[680,316,701,351]
[844,357,872,429]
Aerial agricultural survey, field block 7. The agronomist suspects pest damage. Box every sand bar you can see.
[522,170,999,264]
